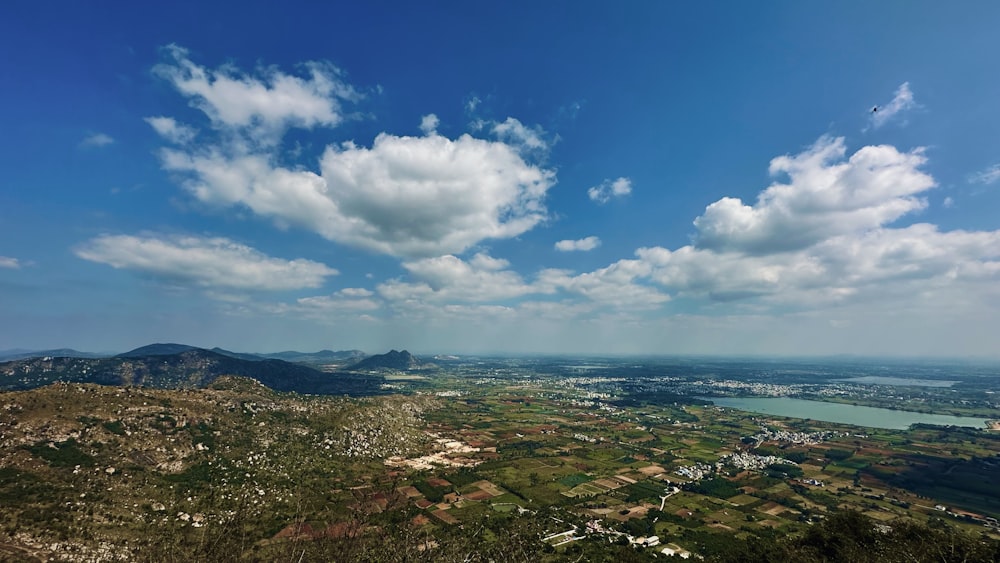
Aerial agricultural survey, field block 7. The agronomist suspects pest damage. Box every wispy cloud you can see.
[295,289,381,314]
[75,233,337,292]
[868,82,918,130]
[0,256,21,269]
[555,236,601,252]
[79,133,114,148]
[970,163,1000,185]
[465,95,481,113]
[588,177,632,204]
[556,100,583,121]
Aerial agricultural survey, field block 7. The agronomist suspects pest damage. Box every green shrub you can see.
[25,439,94,467]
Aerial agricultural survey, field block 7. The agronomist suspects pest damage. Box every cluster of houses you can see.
[384,437,487,470]
[719,451,797,471]
[674,450,799,481]
[745,424,845,445]
[579,520,695,558]
[674,462,715,481]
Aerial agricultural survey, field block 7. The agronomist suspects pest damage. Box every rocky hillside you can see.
[0,379,438,562]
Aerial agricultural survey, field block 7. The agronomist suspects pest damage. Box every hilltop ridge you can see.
[118,343,199,357]
[0,348,106,362]
[0,347,381,395]
[348,349,430,371]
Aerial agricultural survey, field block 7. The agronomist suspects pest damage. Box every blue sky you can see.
[2,2,1000,356]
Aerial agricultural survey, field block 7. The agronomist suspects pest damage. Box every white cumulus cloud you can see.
[588,177,632,203]
[611,136,1000,312]
[75,234,337,291]
[364,129,550,248]
[151,48,556,259]
[161,132,555,257]
[555,236,601,252]
[153,44,357,145]
[693,136,934,254]
[419,114,439,135]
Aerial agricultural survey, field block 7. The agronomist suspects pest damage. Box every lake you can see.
[705,396,991,430]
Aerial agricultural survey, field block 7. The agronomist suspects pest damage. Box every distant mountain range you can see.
[0,344,384,395]
[252,349,367,365]
[0,344,368,366]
